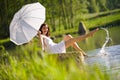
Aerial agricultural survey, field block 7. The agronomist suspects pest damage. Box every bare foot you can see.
[83,54,89,57]
[88,28,99,37]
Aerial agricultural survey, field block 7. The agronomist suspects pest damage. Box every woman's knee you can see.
[64,34,73,41]
[67,34,73,38]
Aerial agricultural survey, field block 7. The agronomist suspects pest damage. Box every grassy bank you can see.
[0,44,119,80]
[84,12,120,29]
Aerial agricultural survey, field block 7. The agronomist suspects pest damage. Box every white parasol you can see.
[9,2,45,45]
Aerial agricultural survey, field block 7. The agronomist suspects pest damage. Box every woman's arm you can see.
[37,31,45,51]
[38,31,42,46]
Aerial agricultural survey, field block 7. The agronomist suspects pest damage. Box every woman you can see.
[38,23,99,56]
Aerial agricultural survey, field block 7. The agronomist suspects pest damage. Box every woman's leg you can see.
[63,34,87,56]
[64,34,85,62]
[65,28,99,49]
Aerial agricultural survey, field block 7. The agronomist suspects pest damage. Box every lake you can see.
[86,45,120,69]
[85,26,120,72]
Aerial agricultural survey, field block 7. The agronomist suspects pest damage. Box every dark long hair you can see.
[39,23,50,37]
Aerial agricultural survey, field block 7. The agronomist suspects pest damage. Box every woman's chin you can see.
[43,33,47,35]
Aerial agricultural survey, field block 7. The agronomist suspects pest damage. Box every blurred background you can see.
[0,0,120,51]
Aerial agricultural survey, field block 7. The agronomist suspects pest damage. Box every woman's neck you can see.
[42,34,49,37]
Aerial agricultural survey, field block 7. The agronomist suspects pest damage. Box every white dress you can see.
[41,35,66,54]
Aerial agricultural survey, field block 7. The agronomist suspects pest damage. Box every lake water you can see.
[86,45,120,69]
[85,27,120,71]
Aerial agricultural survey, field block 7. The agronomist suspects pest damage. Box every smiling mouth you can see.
[43,31,47,34]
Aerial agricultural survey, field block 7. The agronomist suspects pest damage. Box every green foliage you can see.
[87,0,100,13]
[51,9,120,37]
[106,0,120,9]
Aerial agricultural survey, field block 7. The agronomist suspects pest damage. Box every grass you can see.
[84,12,120,29]
[0,44,118,80]
[0,38,10,44]
[79,9,120,20]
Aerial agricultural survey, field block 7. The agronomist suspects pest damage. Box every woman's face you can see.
[41,25,49,35]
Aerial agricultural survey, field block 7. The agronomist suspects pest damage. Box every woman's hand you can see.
[37,31,41,36]
[37,31,42,47]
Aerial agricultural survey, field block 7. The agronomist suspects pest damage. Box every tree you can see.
[87,0,100,13]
